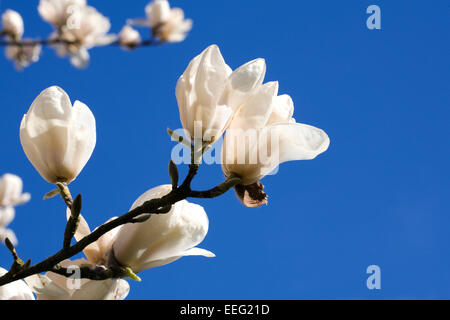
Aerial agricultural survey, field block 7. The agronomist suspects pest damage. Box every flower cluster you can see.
[176,45,330,207]
[0,44,328,300]
[0,0,192,70]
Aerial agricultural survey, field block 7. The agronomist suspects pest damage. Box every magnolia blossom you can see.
[112,184,215,273]
[118,25,141,49]
[0,267,35,300]
[25,259,129,300]
[130,0,192,43]
[1,9,24,40]
[20,86,96,184]
[221,81,330,207]
[176,44,266,144]
[0,173,31,208]
[47,4,115,68]
[38,0,87,28]
[5,40,42,70]
[0,173,30,245]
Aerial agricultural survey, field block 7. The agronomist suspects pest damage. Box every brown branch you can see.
[0,38,159,47]
[0,161,241,287]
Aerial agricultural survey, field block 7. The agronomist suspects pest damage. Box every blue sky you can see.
[0,0,449,299]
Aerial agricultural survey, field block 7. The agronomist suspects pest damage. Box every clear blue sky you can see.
[1,0,449,299]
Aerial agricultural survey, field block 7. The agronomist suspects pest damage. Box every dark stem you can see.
[0,163,240,286]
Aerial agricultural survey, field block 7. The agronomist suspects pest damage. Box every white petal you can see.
[24,274,69,300]
[0,267,35,300]
[225,58,266,109]
[256,122,330,180]
[267,94,294,125]
[182,247,216,258]
[230,81,279,131]
[69,278,126,300]
[195,45,230,108]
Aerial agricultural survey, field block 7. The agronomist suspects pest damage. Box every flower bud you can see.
[176,44,266,144]
[112,185,215,273]
[118,25,141,49]
[20,86,96,184]
[145,0,171,27]
[0,173,30,208]
[1,10,24,40]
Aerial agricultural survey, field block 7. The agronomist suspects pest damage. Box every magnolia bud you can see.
[176,44,266,144]
[0,174,30,208]
[118,25,141,49]
[20,86,96,184]
[1,10,24,40]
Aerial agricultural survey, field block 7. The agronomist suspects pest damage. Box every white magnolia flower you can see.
[0,174,31,208]
[118,25,141,49]
[38,0,87,28]
[112,184,215,273]
[0,173,30,245]
[0,267,35,300]
[25,259,129,300]
[5,40,42,70]
[1,9,24,40]
[221,81,330,207]
[49,5,115,68]
[20,86,96,184]
[176,44,266,144]
[130,0,192,43]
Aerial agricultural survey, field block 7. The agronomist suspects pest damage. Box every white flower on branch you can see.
[112,184,215,273]
[25,259,129,300]
[1,9,24,40]
[0,173,30,245]
[118,25,141,50]
[20,86,96,185]
[5,39,42,71]
[45,4,116,68]
[176,44,266,144]
[0,174,31,208]
[0,267,35,300]
[38,0,87,29]
[130,0,192,43]
[221,79,330,207]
